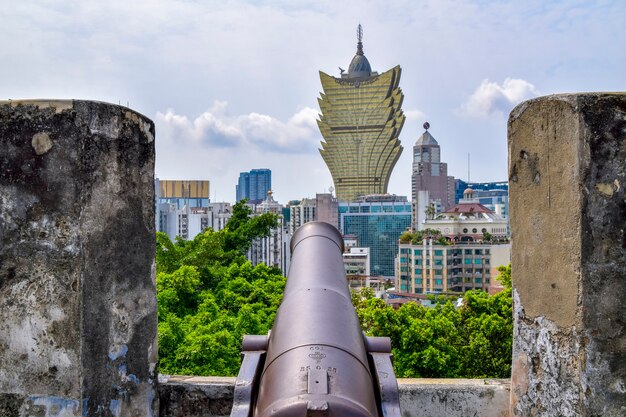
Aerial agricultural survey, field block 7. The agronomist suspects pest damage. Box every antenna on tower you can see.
[357,24,363,43]
[468,153,471,183]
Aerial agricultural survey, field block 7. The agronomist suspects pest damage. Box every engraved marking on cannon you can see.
[309,352,326,364]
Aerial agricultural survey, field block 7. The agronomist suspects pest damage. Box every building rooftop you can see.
[415,130,439,146]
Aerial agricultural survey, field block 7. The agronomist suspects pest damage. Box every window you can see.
[401,284,407,291]
[415,278,422,285]
[415,259,422,265]
[482,228,487,233]
[464,258,472,265]
[474,259,482,265]
[475,277,482,284]
[400,257,406,263]
[415,269,422,275]
[414,249,422,255]
[464,249,472,255]
[400,248,409,254]
[474,249,482,255]
[431,164,440,176]
[463,228,468,233]
[435,279,443,286]
[472,228,478,233]
[434,250,443,256]
[485,249,490,255]
[435,260,443,266]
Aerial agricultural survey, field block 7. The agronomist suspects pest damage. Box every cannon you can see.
[231,221,401,417]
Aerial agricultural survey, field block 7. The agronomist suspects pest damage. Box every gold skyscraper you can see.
[317,25,405,201]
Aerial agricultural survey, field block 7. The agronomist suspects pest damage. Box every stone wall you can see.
[0,100,157,417]
[158,376,510,417]
[508,93,626,416]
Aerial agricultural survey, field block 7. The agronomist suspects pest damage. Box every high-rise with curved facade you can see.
[317,26,405,202]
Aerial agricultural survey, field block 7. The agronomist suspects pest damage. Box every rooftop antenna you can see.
[468,153,471,183]
[356,24,364,55]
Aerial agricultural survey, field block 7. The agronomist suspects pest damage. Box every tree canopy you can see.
[156,202,513,379]
[352,264,512,378]
[156,201,285,376]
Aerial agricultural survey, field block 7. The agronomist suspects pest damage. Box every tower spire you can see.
[356,24,364,55]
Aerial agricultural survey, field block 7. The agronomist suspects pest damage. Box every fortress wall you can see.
[508,93,626,417]
[0,100,157,417]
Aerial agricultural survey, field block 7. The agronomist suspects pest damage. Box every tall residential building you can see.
[248,191,291,274]
[155,179,211,237]
[288,198,317,234]
[339,194,411,278]
[411,126,455,230]
[315,193,339,230]
[157,202,232,241]
[397,188,510,294]
[236,168,271,203]
[317,25,405,201]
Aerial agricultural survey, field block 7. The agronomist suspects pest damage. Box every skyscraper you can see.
[317,25,405,201]
[236,168,271,203]
[338,194,411,278]
[411,124,455,230]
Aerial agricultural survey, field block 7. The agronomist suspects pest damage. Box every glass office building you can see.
[339,195,411,278]
[236,168,272,203]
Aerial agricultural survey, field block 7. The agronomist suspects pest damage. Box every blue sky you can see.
[2,0,624,202]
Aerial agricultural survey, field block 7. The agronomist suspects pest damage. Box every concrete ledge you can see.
[158,376,510,417]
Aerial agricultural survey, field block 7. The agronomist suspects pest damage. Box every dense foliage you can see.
[156,206,513,378]
[352,264,512,378]
[156,201,285,376]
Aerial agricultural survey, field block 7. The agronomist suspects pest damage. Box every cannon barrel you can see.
[231,222,400,417]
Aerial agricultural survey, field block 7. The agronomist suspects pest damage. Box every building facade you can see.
[288,198,317,234]
[248,191,291,274]
[339,194,411,278]
[315,193,339,229]
[397,241,510,294]
[156,179,210,209]
[157,202,232,241]
[317,25,405,201]
[454,180,509,218]
[396,188,510,294]
[236,168,271,203]
[411,127,455,230]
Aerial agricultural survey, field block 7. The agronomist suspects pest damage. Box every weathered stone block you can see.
[0,100,157,417]
[508,93,626,416]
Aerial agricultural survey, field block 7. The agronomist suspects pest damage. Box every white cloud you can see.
[404,109,427,122]
[461,78,539,118]
[155,102,320,153]
[154,103,330,202]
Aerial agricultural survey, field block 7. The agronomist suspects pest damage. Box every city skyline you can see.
[2,1,624,202]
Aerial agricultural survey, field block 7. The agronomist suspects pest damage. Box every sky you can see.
[2,0,624,203]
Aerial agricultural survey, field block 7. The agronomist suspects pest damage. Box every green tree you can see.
[156,203,284,376]
[351,264,512,378]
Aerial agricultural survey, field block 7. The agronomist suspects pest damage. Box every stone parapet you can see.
[0,100,157,417]
[508,93,626,416]
[158,376,510,417]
